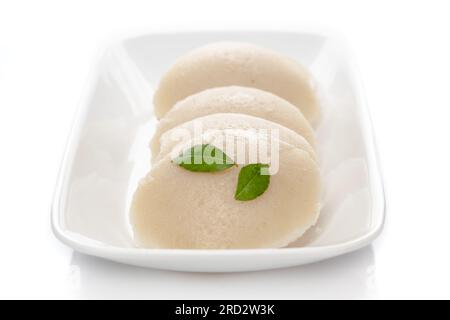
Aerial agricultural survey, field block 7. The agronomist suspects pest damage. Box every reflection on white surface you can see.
[64,46,155,246]
[69,246,376,299]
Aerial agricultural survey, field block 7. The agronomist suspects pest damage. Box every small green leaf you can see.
[235,164,270,201]
[172,144,235,172]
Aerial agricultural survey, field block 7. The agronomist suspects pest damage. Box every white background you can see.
[0,0,449,299]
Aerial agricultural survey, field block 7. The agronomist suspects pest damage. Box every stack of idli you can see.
[131,42,321,249]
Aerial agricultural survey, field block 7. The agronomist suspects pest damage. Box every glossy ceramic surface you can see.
[52,31,385,272]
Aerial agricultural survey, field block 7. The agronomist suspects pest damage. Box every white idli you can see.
[153,42,321,124]
[150,86,315,156]
[131,135,320,249]
[152,113,316,164]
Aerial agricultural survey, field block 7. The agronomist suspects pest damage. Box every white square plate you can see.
[52,31,385,272]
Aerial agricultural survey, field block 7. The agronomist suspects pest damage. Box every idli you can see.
[131,135,320,249]
[153,42,321,124]
[152,113,316,164]
[150,86,315,156]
